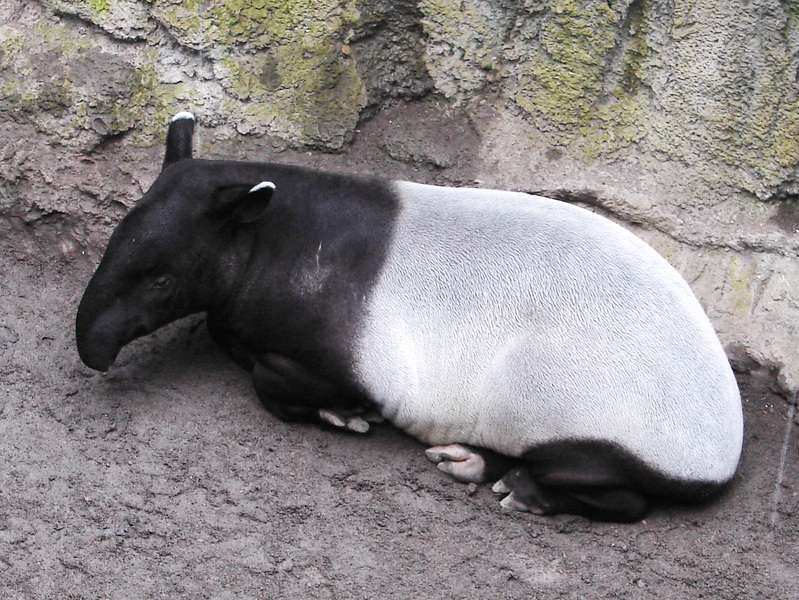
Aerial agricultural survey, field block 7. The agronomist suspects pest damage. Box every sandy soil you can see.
[0,229,797,600]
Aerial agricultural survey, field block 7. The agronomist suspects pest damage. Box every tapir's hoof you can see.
[363,409,385,424]
[425,444,488,484]
[492,466,552,514]
[318,410,370,433]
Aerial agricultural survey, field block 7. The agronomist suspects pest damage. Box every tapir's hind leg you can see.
[427,442,648,522]
[492,441,651,522]
[492,465,648,522]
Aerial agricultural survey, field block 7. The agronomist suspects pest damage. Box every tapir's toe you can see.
[492,466,554,514]
[498,492,548,514]
[317,410,370,433]
[344,416,370,433]
[425,444,488,483]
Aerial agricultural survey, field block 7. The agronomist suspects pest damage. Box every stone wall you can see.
[1,0,798,390]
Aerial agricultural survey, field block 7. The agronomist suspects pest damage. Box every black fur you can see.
[500,439,723,521]
[163,115,194,168]
[77,125,399,424]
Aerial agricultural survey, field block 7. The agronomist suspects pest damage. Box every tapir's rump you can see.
[354,182,741,484]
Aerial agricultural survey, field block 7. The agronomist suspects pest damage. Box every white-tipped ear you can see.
[163,112,196,168]
[172,111,195,122]
[250,181,276,193]
[211,181,276,224]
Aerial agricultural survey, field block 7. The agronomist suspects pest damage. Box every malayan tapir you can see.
[76,112,743,522]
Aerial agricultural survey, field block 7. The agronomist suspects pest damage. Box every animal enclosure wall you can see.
[1,0,798,389]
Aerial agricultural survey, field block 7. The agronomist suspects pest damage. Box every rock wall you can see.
[1,0,798,390]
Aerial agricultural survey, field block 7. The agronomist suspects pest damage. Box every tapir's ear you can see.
[163,111,195,169]
[211,181,276,224]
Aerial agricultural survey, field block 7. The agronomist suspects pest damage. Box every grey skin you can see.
[77,112,743,522]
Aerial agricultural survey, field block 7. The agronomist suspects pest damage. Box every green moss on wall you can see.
[708,53,799,191]
[0,28,24,69]
[618,0,654,94]
[0,21,90,121]
[219,41,364,146]
[0,16,187,145]
[514,0,653,157]
[106,48,185,141]
[419,0,506,83]
[88,0,112,14]
[726,255,755,316]
[7,1,371,149]
[152,0,361,49]
[152,0,366,146]
[416,0,517,104]
[516,1,617,128]
[648,7,799,197]
[22,0,798,176]
[42,0,112,19]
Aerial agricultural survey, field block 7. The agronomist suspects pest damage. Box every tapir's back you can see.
[354,181,742,486]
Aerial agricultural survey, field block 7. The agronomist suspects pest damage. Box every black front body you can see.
[76,117,400,422]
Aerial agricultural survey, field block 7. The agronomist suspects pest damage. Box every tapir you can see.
[76,112,743,522]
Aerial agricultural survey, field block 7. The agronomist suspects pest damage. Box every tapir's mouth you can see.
[97,355,117,372]
[77,300,172,372]
[83,325,155,371]
[78,344,119,372]
[131,324,149,340]
[77,322,138,372]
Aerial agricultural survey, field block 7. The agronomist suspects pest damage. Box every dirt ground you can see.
[2,100,799,598]
[0,229,797,600]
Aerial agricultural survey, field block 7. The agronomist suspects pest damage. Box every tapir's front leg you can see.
[251,353,375,433]
[207,316,256,371]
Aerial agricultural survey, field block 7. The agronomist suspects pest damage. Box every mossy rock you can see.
[151,0,367,148]
[0,16,183,147]
[514,0,654,157]
[40,0,151,39]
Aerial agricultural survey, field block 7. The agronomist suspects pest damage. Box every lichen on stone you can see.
[418,0,512,101]
[726,255,756,316]
[87,0,112,14]
[0,20,90,126]
[151,0,367,148]
[0,13,188,149]
[513,0,654,157]
[650,1,799,198]
[515,1,618,128]
[43,0,111,18]
[104,48,187,143]
[40,0,151,39]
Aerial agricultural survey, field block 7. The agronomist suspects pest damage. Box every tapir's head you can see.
[76,112,275,371]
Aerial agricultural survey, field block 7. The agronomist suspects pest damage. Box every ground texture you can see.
[1,239,797,600]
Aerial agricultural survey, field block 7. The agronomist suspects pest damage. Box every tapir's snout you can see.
[77,340,117,372]
[76,290,146,372]
[76,301,121,372]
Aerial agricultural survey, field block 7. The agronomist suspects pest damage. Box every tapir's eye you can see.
[152,276,171,290]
